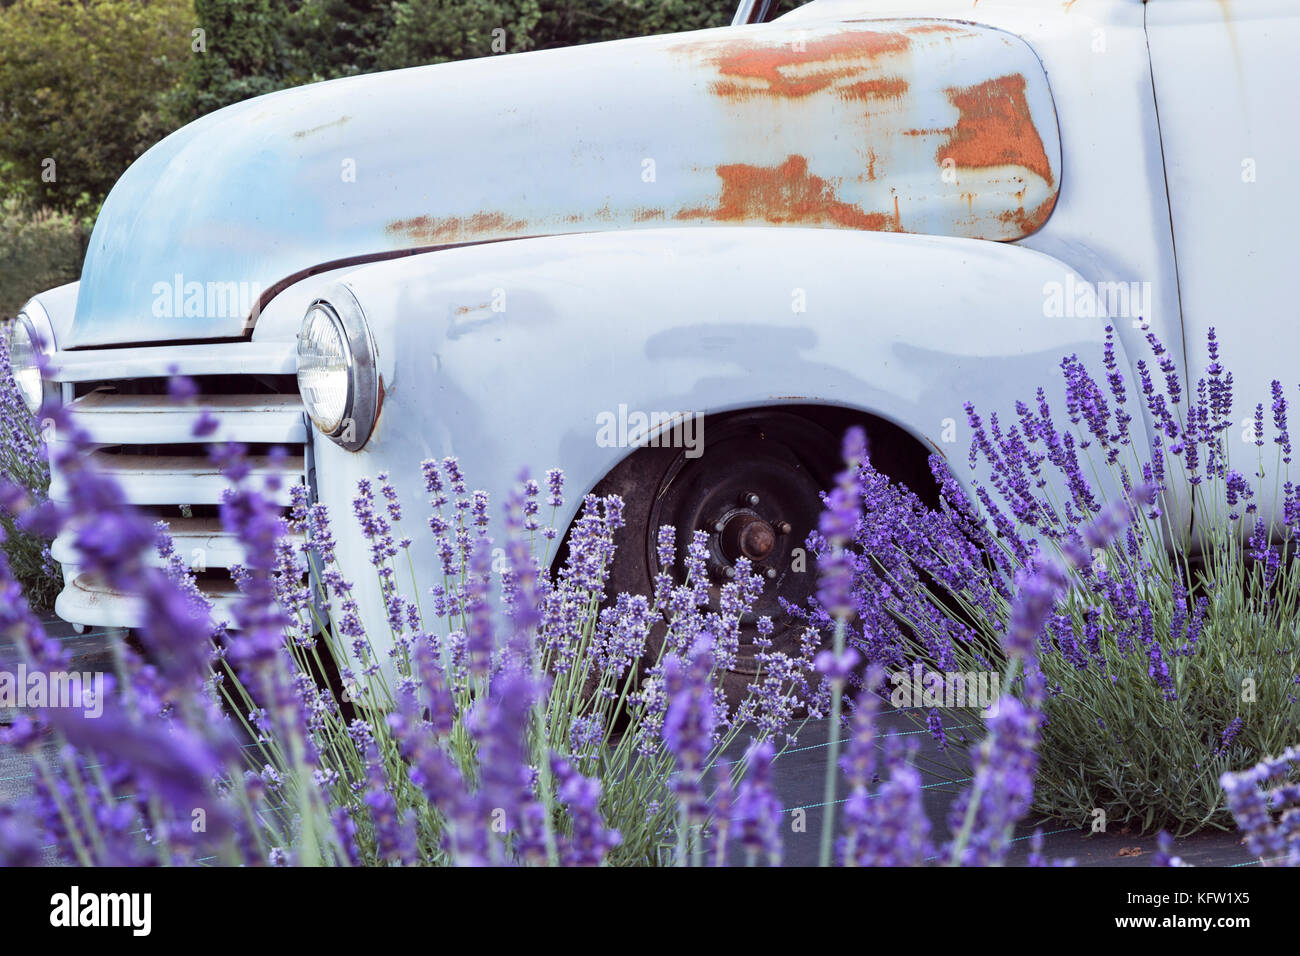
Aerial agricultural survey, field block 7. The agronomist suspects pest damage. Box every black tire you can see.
[563,405,935,706]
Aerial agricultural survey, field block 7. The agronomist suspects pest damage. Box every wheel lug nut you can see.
[743,492,760,507]
[724,566,736,579]
[714,521,726,533]
[776,521,792,535]
[765,567,777,580]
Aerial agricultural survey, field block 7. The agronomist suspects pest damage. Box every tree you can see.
[377,0,728,71]
[0,0,194,212]
[378,0,543,69]
[165,0,299,122]
[287,0,399,80]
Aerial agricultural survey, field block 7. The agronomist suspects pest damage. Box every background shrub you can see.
[0,197,91,320]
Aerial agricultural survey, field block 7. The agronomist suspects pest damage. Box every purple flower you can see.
[732,739,784,865]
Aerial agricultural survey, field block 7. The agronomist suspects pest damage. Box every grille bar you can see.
[64,391,306,445]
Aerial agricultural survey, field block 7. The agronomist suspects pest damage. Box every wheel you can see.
[583,406,872,705]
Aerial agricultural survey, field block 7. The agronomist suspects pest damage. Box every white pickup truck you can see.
[8,0,1295,695]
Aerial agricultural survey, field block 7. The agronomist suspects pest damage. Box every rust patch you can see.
[705,30,912,100]
[839,77,909,103]
[906,22,968,34]
[632,208,666,223]
[386,211,528,245]
[997,193,1058,236]
[936,74,1054,186]
[676,155,893,231]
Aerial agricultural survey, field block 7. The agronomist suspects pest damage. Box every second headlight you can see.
[296,289,378,451]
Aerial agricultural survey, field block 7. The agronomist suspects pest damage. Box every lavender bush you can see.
[0,377,825,865]
[818,327,1300,834]
[0,374,1109,865]
[0,327,59,609]
[1220,745,1300,866]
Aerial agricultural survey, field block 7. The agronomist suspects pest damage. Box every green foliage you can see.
[529,0,728,49]
[286,0,400,79]
[169,0,730,115]
[378,0,543,68]
[164,0,299,122]
[0,0,194,212]
[0,196,92,320]
[378,0,727,69]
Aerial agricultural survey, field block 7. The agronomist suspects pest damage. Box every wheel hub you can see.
[645,411,841,672]
[719,508,777,564]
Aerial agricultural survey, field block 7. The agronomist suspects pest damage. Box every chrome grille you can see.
[47,352,305,628]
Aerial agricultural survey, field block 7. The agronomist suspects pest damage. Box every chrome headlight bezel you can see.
[296,287,379,452]
[7,303,57,416]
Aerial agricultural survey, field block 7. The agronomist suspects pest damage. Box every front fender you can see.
[305,226,1155,669]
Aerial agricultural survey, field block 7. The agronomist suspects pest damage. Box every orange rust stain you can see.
[386,211,528,244]
[839,77,909,103]
[893,195,901,231]
[936,74,1054,187]
[675,155,893,231]
[632,208,666,223]
[905,22,967,34]
[997,193,1057,236]
[866,149,878,181]
[705,30,911,100]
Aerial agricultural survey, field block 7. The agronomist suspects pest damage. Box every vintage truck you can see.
[8,0,1295,694]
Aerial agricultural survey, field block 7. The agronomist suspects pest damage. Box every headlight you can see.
[7,312,49,415]
[296,288,379,451]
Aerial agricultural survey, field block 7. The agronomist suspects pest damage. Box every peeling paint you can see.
[839,77,910,103]
[997,193,1058,235]
[386,212,528,245]
[702,29,913,101]
[675,155,895,231]
[937,74,1055,187]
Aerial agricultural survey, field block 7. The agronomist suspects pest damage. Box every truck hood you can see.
[70,16,1059,347]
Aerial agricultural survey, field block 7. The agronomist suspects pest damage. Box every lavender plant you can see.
[820,327,1300,834]
[1220,745,1300,866]
[0,375,830,865]
[0,328,59,608]
[0,353,1202,866]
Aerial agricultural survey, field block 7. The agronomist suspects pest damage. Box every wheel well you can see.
[769,403,941,510]
[552,402,940,575]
